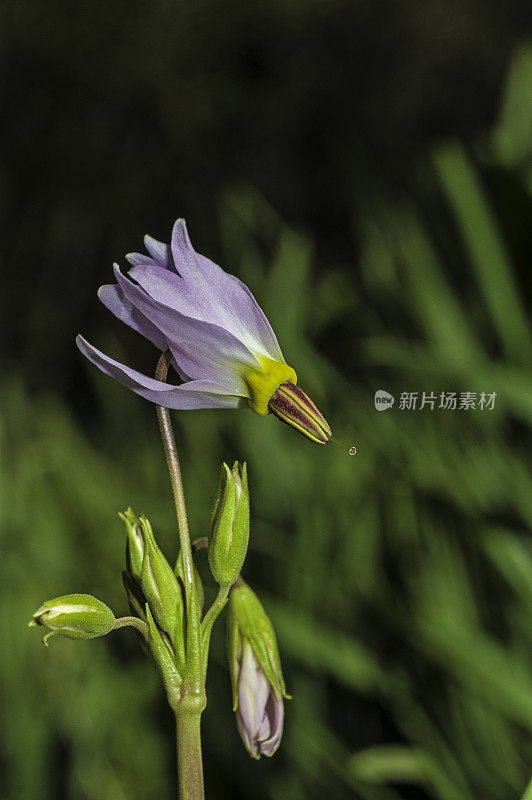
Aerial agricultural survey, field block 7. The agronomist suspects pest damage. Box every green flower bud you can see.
[119,507,144,582]
[208,462,249,586]
[29,594,115,645]
[140,516,184,645]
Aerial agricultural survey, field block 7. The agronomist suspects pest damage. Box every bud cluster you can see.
[29,461,289,760]
[119,510,187,691]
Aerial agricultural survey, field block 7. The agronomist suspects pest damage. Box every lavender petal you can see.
[258,690,284,756]
[129,257,283,362]
[125,252,158,267]
[76,336,245,410]
[97,284,168,352]
[143,234,175,269]
[113,265,257,392]
[237,641,271,743]
[122,219,283,362]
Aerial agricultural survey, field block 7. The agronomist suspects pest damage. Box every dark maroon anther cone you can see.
[268,381,331,444]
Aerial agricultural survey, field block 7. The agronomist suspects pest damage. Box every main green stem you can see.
[155,350,205,800]
[175,712,205,800]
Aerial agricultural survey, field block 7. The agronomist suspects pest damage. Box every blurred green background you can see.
[3,2,532,798]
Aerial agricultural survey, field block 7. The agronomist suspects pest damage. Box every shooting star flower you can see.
[77,219,331,444]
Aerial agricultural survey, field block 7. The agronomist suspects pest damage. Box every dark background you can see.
[2,2,532,799]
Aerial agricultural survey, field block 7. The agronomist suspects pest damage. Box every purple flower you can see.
[77,220,331,443]
[236,639,284,759]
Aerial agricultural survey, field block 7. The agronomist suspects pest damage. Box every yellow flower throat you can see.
[244,357,297,416]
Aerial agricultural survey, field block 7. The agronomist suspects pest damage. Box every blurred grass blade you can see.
[521,777,532,800]
[347,745,464,800]
[433,142,532,361]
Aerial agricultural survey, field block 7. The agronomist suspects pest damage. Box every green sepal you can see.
[175,552,204,673]
[208,462,249,586]
[227,599,242,711]
[119,507,144,582]
[29,593,115,645]
[229,584,289,703]
[140,516,184,650]
[42,630,59,646]
[121,570,147,622]
[145,605,181,702]
[175,551,204,617]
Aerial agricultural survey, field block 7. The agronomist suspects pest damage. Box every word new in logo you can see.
[374,390,395,411]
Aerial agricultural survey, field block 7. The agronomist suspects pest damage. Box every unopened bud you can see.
[268,381,331,444]
[145,605,181,702]
[208,462,249,586]
[140,516,183,643]
[120,507,144,582]
[29,594,115,645]
[228,583,288,758]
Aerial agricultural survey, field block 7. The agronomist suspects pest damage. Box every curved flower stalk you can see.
[77,219,331,444]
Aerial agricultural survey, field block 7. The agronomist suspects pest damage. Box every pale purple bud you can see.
[235,638,284,759]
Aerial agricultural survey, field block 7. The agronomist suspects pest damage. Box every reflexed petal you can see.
[127,265,209,319]
[113,265,257,392]
[143,234,174,269]
[97,284,168,351]
[129,257,283,362]
[123,220,283,360]
[125,252,158,267]
[76,336,245,410]
[170,218,197,278]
